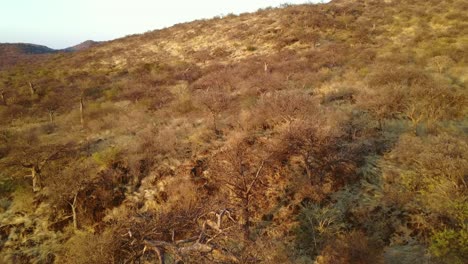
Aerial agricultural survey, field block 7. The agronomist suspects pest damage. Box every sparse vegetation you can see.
[0,0,467,263]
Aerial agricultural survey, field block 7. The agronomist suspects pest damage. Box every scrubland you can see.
[0,0,467,263]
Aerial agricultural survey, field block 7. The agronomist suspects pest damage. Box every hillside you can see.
[0,41,100,70]
[0,0,467,263]
[64,40,101,52]
[0,43,57,70]
[0,43,56,55]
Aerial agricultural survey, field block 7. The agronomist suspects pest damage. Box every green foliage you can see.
[0,177,17,199]
[295,203,347,258]
[246,45,257,51]
[92,147,121,167]
[430,228,468,264]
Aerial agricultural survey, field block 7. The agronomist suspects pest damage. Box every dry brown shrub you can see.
[380,133,468,254]
[190,49,213,64]
[173,64,202,83]
[60,230,117,264]
[384,133,468,209]
[107,197,207,263]
[193,88,234,134]
[275,111,362,188]
[247,91,319,130]
[190,66,238,91]
[359,80,466,131]
[316,231,383,264]
[367,65,431,88]
[209,135,274,241]
[426,55,455,74]
[320,87,356,105]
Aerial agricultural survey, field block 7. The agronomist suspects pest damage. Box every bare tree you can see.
[277,116,356,185]
[211,138,270,241]
[0,129,73,193]
[20,147,66,192]
[428,55,454,74]
[41,92,61,123]
[45,157,97,231]
[196,89,231,134]
[20,150,60,192]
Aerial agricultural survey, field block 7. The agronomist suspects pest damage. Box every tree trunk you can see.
[0,90,5,105]
[211,111,219,135]
[154,247,165,264]
[241,197,250,241]
[305,162,313,182]
[28,82,36,96]
[70,193,78,230]
[79,96,84,127]
[48,110,54,123]
[303,153,313,182]
[31,166,42,192]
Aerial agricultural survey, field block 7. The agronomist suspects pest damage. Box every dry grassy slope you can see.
[0,44,56,70]
[0,0,465,195]
[95,10,284,64]
[5,0,467,75]
[45,4,334,73]
[0,0,467,263]
[47,0,465,76]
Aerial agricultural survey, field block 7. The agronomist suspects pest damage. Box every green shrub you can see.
[430,228,468,264]
[246,45,257,52]
[295,203,346,258]
[92,147,120,167]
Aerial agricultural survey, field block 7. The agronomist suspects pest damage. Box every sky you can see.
[0,0,327,49]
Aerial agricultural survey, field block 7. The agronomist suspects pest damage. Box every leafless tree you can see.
[277,116,356,185]
[196,89,231,134]
[41,92,61,123]
[210,138,271,241]
[45,157,97,231]
[0,129,74,193]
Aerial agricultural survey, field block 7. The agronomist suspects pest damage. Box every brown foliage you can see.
[210,136,273,241]
[194,88,234,134]
[276,112,361,188]
[316,231,383,264]
[247,91,318,130]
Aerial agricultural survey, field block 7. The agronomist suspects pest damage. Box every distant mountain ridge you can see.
[63,40,101,52]
[0,40,100,69]
[0,43,57,55]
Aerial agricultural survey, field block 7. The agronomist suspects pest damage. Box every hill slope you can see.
[64,40,101,52]
[0,43,57,70]
[0,0,467,263]
[0,43,56,55]
[0,41,101,70]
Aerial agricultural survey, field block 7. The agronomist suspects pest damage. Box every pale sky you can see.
[0,0,327,49]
